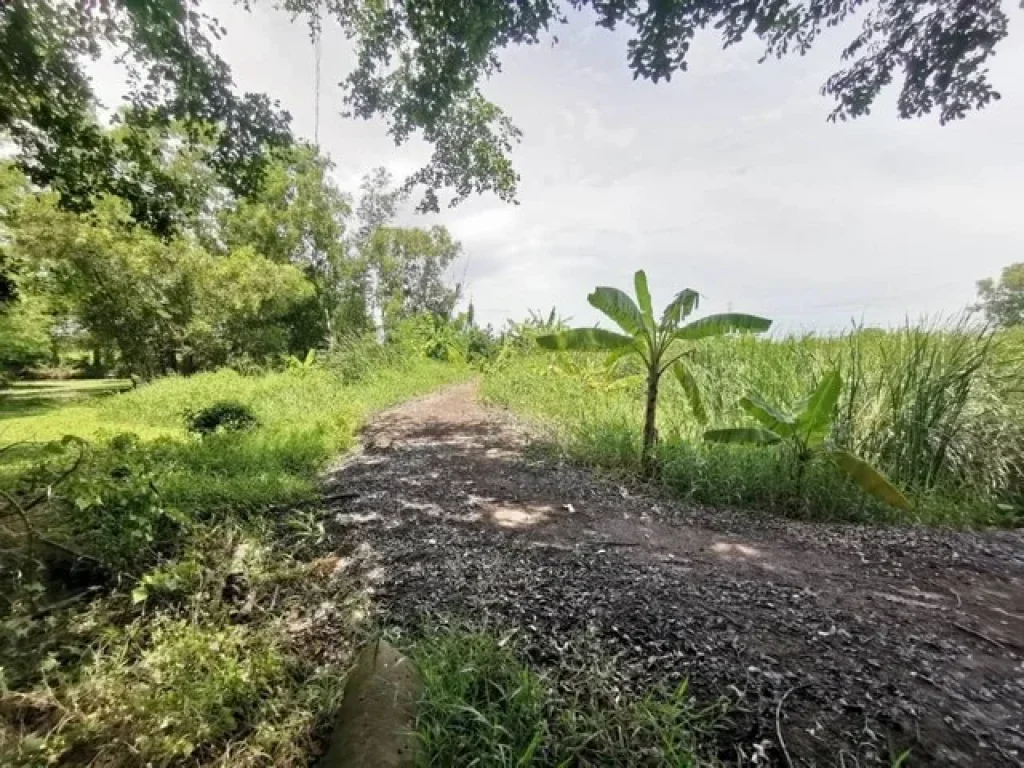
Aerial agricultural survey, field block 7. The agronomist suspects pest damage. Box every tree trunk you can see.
[324,304,335,351]
[641,372,660,477]
[794,452,808,511]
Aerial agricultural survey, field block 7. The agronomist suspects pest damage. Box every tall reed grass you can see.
[484,319,1023,526]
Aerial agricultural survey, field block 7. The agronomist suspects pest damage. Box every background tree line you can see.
[0,129,462,378]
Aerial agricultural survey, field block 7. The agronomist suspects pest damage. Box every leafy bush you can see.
[186,400,260,436]
[705,370,910,511]
[58,434,186,570]
[130,557,205,605]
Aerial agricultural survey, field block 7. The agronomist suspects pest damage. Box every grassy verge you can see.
[408,631,727,767]
[0,359,467,766]
[483,327,1024,527]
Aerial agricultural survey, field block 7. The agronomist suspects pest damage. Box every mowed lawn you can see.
[0,378,139,443]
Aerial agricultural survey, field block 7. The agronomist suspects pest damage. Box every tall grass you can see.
[484,321,1023,526]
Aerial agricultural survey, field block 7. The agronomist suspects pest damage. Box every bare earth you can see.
[322,382,1024,767]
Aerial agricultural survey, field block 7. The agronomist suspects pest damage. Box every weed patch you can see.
[409,630,727,767]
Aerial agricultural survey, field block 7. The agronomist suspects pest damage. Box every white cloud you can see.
[449,208,520,242]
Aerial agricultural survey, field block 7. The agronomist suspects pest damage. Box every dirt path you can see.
[322,382,1024,767]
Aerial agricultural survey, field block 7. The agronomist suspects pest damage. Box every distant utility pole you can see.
[313,17,322,146]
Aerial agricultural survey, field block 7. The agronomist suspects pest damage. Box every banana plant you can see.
[704,370,911,510]
[537,270,771,475]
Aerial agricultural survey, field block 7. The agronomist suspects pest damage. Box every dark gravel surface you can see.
[321,383,1024,767]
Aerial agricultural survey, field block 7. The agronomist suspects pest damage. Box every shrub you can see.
[58,434,186,571]
[186,400,259,436]
[323,332,409,384]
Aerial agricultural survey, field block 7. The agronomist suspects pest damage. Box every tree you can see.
[7,180,312,376]
[705,371,911,511]
[6,2,1007,214]
[537,270,770,475]
[366,226,463,329]
[219,144,358,346]
[1,1,293,233]
[354,167,406,246]
[278,0,1009,210]
[975,263,1024,328]
[351,168,463,333]
[0,293,52,375]
[179,246,314,370]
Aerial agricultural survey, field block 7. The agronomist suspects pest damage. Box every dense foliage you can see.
[0,152,467,377]
[283,0,1010,208]
[1,0,292,231]
[487,322,1024,527]
[3,1,1011,211]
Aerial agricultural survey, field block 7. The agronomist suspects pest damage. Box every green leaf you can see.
[587,287,646,337]
[673,361,707,425]
[675,313,772,341]
[659,289,700,330]
[704,427,782,446]
[829,450,911,511]
[739,394,796,437]
[536,328,636,352]
[796,370,841,446]
[633,270,655,331]
[605,343,639,369]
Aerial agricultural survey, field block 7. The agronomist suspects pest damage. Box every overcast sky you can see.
[94,2,1024,334]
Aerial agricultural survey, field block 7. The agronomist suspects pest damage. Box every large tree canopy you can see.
[0,143,466,376]
[3,1,1010,217]
[278,0,1011,210]
[1,0,293,234]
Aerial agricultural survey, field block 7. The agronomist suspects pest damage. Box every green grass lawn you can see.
[0,378,132,434]
[0,364,468,503]
[0,379,131,399]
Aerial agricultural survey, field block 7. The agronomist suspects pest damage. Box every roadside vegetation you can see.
[486,316,1024,528]
[0,343,466,766]
[410,630,729,768]
[4,303,1022,766]
[3,3,1023,763]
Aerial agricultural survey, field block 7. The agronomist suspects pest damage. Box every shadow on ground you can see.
[321,382,1024,767]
